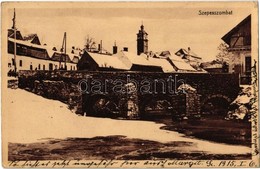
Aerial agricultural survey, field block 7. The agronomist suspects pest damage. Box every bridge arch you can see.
[138,94,185,119]
[201,94,232,116]
[84,93,119,117]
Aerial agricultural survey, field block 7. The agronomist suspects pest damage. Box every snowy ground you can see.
[5,88,251,155]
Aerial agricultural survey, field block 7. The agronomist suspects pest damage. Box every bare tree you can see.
[84,35,96,51]
[216,43,233,63]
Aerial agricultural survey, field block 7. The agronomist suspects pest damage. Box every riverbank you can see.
[154,116,251,147]
[9,136,251,161]
[5,88,251,160]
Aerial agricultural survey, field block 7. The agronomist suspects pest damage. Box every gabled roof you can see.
[201,60,223,69]
[168,55,197,72]
[72,56,80,64]
[117,51,155,66]
[51,52,72,63]
[23,34,41,45]
[175,48,202,60]
[23,34,37,41]
[44,46,57,59]
[140,53,176,73]
[8,29,23,40]
[8,37,50,60]
[160,51,171,57]
[86,51,130,70]
[45,45,81,61]
[222,15,251,44]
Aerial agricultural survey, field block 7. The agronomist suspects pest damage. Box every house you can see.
[167,55,198,72]
[50,52,76,70]
[78,50,165,72]
[77,50,130,71]
[23,34,41,45]
[148,50,199,72]
[200,60,229,73]
[221,15,251,84]
[8,29,23,40]
[7,9,78,73]
[8,37,78,72]
[175,47,202,62]
[72,56,80,64]
[115,51,163,72]
[8,36,52,71]
[175,47,203,71]
[139,53,175,73]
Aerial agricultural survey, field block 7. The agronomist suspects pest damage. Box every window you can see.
[245,56,251,75]
[49,63,53,71]
[38,64,41,70]
[8,63,11,67]
[19,60,22,67]
[30,64,33,70]
[43,65,45,70]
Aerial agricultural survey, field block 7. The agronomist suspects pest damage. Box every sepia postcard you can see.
[1,1,259,168]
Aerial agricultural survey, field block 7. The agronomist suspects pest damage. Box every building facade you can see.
[222,15,251,84]
[8,36,77,72]
[7,10,78,74]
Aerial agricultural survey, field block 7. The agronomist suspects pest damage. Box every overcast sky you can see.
[6,2,252,61]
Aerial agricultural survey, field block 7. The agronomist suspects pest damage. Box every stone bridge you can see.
[18,71,240,119]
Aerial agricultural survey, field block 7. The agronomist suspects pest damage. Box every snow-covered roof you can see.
[204,63,223,69]
[23,34,37,41]
[72,56,80,64]
[116,51,155,67]
[51,52,72,63]
[8,37,43,50]
[44,45,81,61]
[116,51,196,72]
[201,61,224,69]
[175,48,202,60]
[44,46,56,59]
[88,52,130,70]
[140,54,176,73]
[8,37,50,60]
[168,55,197,71]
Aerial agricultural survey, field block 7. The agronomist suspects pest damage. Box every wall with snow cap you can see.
[18,70,240,118]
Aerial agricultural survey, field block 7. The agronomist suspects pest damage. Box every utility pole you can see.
[64,32,67,70]
[13,8,17,75]
[60,32,67,70]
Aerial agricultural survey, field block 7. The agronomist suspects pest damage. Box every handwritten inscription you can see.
[251,60,259,157]
[8,160,258,168]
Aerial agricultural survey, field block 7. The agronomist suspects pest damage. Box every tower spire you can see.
[141,21,144,30]
[137,23,148,55]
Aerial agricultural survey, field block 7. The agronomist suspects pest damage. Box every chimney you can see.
[98,40,102,53]
[123,47,128,52]
[113,41,118,54]
[100,40,102,52]
[98,44,101,52]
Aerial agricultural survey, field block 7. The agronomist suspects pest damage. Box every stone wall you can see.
[18,70,240,118]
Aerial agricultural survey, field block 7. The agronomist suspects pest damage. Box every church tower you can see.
[137,24,148,55]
